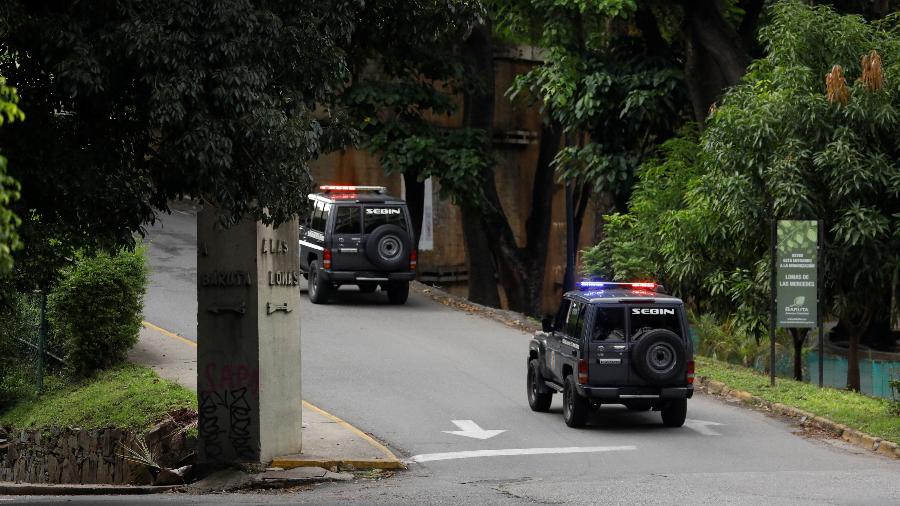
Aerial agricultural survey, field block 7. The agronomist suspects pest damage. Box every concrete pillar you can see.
[197,208,302,463]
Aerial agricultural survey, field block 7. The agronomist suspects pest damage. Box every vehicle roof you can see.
[308,193,406,205]
[565,288,684,305]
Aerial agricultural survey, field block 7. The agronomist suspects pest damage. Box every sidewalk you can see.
[130,323,404,470]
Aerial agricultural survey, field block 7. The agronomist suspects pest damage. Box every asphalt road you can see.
[21,208,898,505]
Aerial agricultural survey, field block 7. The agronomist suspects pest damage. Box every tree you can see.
[339,0,488,249]
[0,75,23,274]
[0,0,361,287]
[586,2,900,389]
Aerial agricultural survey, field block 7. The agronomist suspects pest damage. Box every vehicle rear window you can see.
[364,207,407,233]
[310,201,326,231]
[592,307,626,341]
[628,307,682,338]
[334,206,361,234]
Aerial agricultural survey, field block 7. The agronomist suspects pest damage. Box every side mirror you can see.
[541,316,554,333]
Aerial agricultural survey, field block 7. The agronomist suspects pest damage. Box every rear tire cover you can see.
[630,329,686,384]
[365,224,411,271]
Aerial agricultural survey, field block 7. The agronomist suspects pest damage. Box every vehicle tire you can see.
[307,261,332,304]
[527,359,553,412]
[661,398,687,427]
[358,282,378,293]
[563,375,589,428]
[630,329,686,384]
[386,281,409,305]
[624,400,652,411]
[365,224,411,271]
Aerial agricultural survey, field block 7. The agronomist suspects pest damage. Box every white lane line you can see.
[407,445,637,463]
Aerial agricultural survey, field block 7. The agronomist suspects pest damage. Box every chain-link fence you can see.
[0,291,67,405]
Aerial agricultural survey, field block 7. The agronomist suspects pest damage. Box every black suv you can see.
[299,185,416,305]
[527,282,694,428]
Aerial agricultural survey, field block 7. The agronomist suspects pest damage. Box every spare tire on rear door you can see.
[630,329,686,384]
[365,224,411,271]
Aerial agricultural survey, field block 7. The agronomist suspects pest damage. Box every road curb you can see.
[0,483,181,495]
[696,377,900,459]
[411,282,540,334]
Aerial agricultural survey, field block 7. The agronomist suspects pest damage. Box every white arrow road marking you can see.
[442,420,506,440]
[408,445,637,463]
[684,418,724,436]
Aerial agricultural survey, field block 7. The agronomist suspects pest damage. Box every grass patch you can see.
[696,356,900,443]
[0,364,196,431]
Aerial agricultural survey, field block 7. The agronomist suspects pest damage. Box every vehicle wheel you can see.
[624,400,652,411]
[630,329,686,384]
[527,359,553,412]
[307,261,332,304]
[365,224,411,271]
[358,282,378,293]
[563,375,589,428]
[661,398,687,427]
[386,281,409,305]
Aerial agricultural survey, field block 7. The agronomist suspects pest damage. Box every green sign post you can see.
[769,220,824,387]
[776,220,818,328]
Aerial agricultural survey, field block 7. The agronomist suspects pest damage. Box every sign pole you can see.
[817,220,824,387]
[769,219,777,387]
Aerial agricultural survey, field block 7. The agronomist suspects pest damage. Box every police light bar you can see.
[320,185,387,193]
[578,281,657,290]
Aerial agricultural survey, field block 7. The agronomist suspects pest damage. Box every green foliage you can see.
[0,364,195,430]
[339,0,489,204]
[49,248,148,378]
[587,3,900,346]
[890,378,900,416]
[0,0,364,289]
[696,355,900,443]
[0,75,23,274]
[503,2,688,202]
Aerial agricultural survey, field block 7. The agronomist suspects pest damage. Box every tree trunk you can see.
[681,0,750,124]
[461,204,501,307]
[843,309,872,392]
[460,22,501,306]
[523,121,562,316]
[402,171,424,249]
[789,328,807,382]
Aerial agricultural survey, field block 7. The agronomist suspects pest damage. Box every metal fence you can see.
[0,291,66,395]
[690,329,900,400]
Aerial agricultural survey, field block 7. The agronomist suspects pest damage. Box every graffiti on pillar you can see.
[199,362,260,461]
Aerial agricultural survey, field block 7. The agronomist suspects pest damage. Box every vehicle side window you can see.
[364,207,407,233]
[592,307,626,341]
[334,206,361,234]
[629,307,682,338]
[310,201,325,231]
[565,302,582,338]
[554,299,571,331]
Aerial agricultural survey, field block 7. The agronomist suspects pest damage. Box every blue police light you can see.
[578,281,657,290]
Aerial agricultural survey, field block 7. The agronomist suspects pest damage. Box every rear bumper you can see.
[577,386,693,400]
[320,270,416,283]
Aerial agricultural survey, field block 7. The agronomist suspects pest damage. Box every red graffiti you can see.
[203,362,259,394]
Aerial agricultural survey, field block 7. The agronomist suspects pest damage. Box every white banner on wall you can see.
[401,177,434,251]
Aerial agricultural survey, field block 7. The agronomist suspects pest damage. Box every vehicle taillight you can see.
[687,360,695,385]
[409,249,417,271]
[577,359,588,385]
[323,249,332,270]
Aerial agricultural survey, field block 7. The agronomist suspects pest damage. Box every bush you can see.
[0,288,41,409]
[890,379,900,416]
[49,248,148,378]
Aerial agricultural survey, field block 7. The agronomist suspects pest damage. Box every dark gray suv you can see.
[299,185,416,304]
[527,282,694,428]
